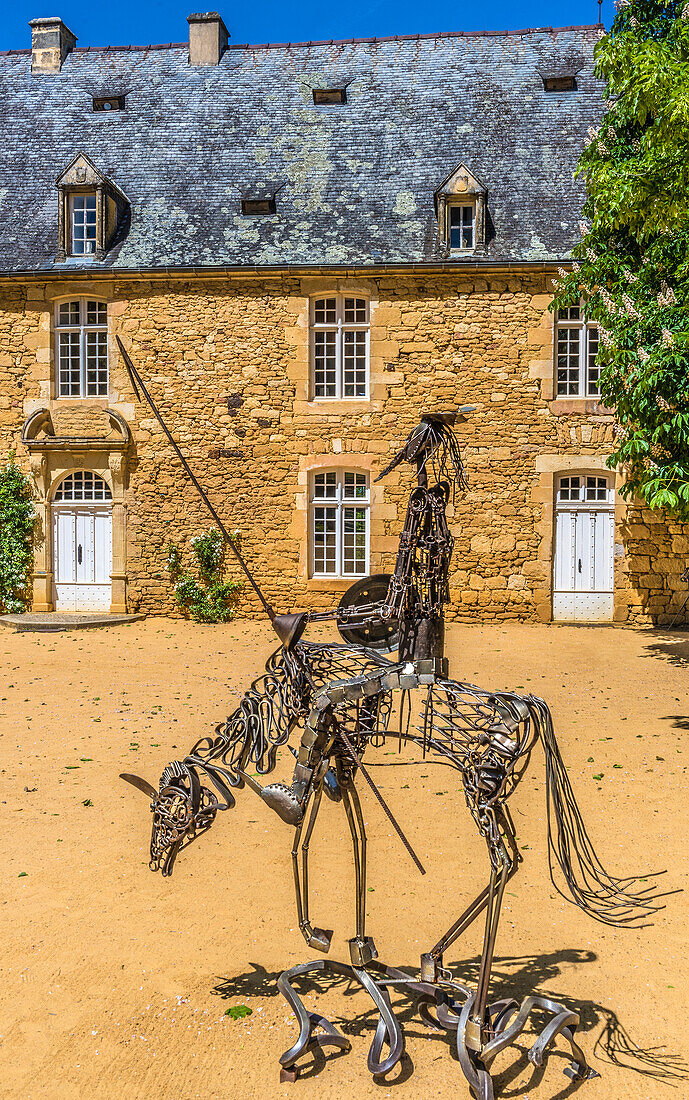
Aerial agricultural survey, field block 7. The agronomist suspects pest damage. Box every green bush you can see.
[166,528,242,623]
[0,455,35,614]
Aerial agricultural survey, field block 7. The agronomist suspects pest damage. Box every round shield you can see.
[337,574,399,652]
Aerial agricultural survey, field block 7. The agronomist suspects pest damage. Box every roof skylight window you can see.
[93,95,126,112]
[312,88,346,106]
[542,76,576,92]
[241,198,276,215]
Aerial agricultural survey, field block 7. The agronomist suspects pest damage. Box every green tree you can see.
[553,0,689,517]
[0,455,35,613]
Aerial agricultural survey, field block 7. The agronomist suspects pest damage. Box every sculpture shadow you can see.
[660,714,689,731]
[641,636,689,668]
[213,948,687,1090]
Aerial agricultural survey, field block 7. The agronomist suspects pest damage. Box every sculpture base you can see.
[277,957,599,1098]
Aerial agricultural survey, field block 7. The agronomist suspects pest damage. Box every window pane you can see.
[313,331,337,397]
[54,471,112,502]
[86,300,107,326]
[343,297,367,323]
[342,330,367,398]
[85,331,108,396]
[58,331,81,396]
[313,506,337,574]
[586,328,600,396]
[57,300,80,326]
[558,476,583,501]
[72,194,97,255]
[313,471,337,499]
[314,297,337,324]
[556,327,581,395]
[557,306,581,321]
[342,507,367,575]
[586,476,608,501]
[343,472,368,499]
[450,205,474,249]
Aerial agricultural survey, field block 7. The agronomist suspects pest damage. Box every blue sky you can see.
[3,1,612,52]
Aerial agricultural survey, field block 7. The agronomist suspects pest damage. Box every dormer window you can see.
[313,88,346,105]
[449,204,474,251]
[93,95,125,111]
[543,76,576,92]
[55,153,129,263]
[70,194,97,255]
[435,163,487,257]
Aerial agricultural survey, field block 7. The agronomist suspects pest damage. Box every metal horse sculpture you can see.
[119,342,665,1099]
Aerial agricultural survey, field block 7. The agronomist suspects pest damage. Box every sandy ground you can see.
[0,617,687,1100]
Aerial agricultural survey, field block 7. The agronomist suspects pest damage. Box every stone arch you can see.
[530,455,625,622]
[21,408,130,613]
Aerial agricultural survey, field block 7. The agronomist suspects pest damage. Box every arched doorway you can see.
[52,471,113,611]
[553,474,615,622]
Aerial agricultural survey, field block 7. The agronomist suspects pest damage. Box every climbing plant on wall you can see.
[0,454,35,613]
[552,0,689,518]
[166,527,242,623]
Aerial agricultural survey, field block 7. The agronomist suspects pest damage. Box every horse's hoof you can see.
[309,927,333,953]
[261,783,304,825]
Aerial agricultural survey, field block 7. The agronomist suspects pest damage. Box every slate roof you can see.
[0,25,605,273]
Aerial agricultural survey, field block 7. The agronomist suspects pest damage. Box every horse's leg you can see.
[340,768,406,1077]
[291,787,332,952]
[340,774,376,965]
[473,858,509,1027]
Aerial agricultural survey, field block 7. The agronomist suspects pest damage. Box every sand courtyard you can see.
[1,618,687,1099]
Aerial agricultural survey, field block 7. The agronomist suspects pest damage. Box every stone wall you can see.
[0,272,687,625]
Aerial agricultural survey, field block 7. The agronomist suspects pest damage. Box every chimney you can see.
[29,17,77,74]
[187,12,228,66]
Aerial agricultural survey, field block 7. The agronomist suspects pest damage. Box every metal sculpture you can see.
[118,340,665,1098]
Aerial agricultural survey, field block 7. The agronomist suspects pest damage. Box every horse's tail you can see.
[529,695,667,927]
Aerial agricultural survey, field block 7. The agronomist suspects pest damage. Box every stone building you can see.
[0,14,686,624]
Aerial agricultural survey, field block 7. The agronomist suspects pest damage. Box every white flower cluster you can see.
[682,4,689,20]
[623,269,638,284]
[630,15,640,27]
[661,328,675,347]
[658,280,677,306]
[599,327,614,348]
[621,292,641,318]
[605,126,616,141]
[598,141,610,155]
[572,261,581,272]
[632,138,641,152]
[585,126,600,147]
[613,424,627,440]
[614,0,630,8]
[638,347,650,362]
[656,394,670,411]
[586,247,597,262]
[600,288,619,315]
[558,267,569,279]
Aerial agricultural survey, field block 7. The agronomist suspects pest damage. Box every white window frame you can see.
[557,474,614,508]
[310,469,370,578]
[555,304,600,397]
[68,192,98,256]
[54,298,109,398]
[448,201,475,252]
[310,294,370,400]
[53,470,113,503]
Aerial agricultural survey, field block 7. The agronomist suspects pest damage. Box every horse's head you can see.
[121,760,219,876]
